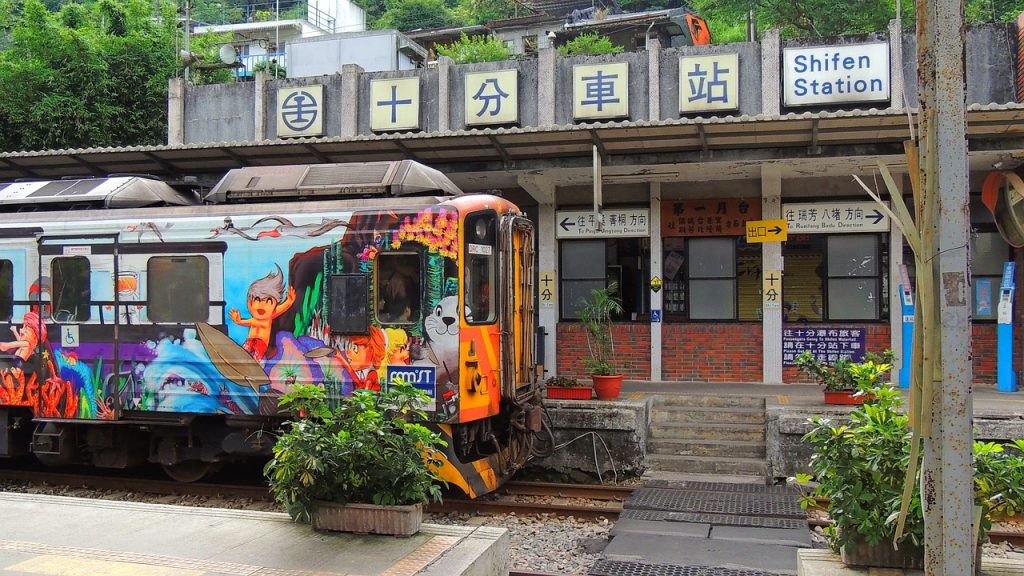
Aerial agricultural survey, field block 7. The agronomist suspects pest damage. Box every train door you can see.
[500,215,536,400]
[38,235,122,420]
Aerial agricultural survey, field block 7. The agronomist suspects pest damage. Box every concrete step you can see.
[648,438,766,459]
[654,394,766,409]
[647,421,765,442]
[645,453,770,476]
[650,406,766,425]
[640,470,769,485]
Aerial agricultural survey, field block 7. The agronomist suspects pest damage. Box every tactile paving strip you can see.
[643,481,797,495]
[589,559,788,576]
[625,488,805,518]
[618,509,806,529]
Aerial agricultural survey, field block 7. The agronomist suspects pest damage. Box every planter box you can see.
[312,501,422,537]
[841,541,924,569]
[546,386,593,400]
[823,390,869,405]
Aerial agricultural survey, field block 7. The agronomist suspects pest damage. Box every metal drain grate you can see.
[625,488,805,518]
[589,560,788,576]
[618,509,805,529]
[643,481,797,495]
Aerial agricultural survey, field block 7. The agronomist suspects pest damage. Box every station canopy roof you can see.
[1,105,1023,191]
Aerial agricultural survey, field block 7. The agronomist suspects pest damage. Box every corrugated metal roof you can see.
[1,104,1022,181]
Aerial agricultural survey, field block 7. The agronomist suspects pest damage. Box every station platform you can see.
[0,492,506,576]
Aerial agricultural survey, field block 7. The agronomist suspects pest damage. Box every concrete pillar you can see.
[518,175,558,379]
[167,78,185,145]
[889,19,905,109]
[341,64,364,137]
[761,164,783,384]
[761,29,781,115]
[649,182,662,380]
[647,38,661,121]
[254,71,268,141]
[438,56,452,132]
[538,47,556,126]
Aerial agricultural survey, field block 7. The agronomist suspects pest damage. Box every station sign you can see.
[555,209,649,238]
[783,42,890,107]
[782,201,889,233]
[745,219,788,243]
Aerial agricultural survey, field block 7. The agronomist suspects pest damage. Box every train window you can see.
[464,211,497,324]
[147,256,210,323]
[0,260,11,322]
[376,253,420,324]
[51,256,91,322]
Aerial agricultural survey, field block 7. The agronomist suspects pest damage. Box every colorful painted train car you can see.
[0,160,548,496]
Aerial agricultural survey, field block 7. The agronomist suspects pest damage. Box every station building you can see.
[2,21,1023,387]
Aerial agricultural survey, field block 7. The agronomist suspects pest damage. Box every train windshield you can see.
[465,211,497,324]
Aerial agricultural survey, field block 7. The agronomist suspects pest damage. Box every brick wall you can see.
[553,320,1011,384]
[556,322,651,380]
[662,323,762,382]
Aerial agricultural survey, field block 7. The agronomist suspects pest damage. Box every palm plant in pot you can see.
[579,283,623,401]
[263,379,447,536]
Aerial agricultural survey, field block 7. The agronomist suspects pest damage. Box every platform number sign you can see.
[539,272,555,309]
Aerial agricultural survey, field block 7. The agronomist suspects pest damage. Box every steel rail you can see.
[501,480,636,501]
[428,498,622,521]
[0,469,272,501]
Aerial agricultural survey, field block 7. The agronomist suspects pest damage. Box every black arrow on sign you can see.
[769,226,783,235]
[560,218,575,232]
[868,209,885,225]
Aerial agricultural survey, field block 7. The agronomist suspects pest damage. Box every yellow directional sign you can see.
[746,219,788,243]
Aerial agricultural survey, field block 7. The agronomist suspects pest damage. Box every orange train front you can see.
[0,161,549,492]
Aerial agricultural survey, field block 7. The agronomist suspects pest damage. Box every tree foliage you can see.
[435,32,509,63]
[375,0,454,30]
[558,32,624,57]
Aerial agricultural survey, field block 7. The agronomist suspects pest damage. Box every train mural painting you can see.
[0,161,549,494]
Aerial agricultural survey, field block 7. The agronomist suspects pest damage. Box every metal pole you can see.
[183,0,191,82]
[916,0,974,573]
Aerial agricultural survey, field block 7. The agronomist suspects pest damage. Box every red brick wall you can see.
[662,323,762,382]
[554,321,1012,384]
[556,322,651,380]
[783,324,892,383]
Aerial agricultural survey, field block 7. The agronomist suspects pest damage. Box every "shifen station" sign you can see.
[783,42,890,107]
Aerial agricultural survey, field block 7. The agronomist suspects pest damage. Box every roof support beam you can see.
[303,144,331,164]
[0,158,39,179]
[517,173,556,204]
[391,139,417,161]
[218,147,252,168]
[588,130,609,164]
[67,154,106,177]
[140,152,181,176]
[809,118,822,155]
[488,135,513,169]
[697,125,709,158]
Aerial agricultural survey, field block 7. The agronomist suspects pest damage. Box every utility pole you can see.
[183,0,192,82]
[916,0,974,573]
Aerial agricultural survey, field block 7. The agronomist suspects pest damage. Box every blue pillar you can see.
[899,285,914,389]
[998,262,1017,393]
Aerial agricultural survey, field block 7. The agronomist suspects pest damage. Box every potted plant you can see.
[798,383,1024,570]
[794,349,893,405]
[264,379,447,536]
[579,283,624,401]
[544,375,593,400]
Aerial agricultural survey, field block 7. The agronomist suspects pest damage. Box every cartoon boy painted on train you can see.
[230,264,296,363]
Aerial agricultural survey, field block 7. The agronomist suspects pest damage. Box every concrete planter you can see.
[312,501,422,537]
[546,386,593,400]
[840,540,923,569]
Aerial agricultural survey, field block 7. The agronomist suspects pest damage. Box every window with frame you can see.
[560,238,649,321]
[51,256,91,322]
[376,252,420,325]
[464,211,497,324]
[970,231,1007,321]
[688,237,736,320]
[782,233,886,322]
[148,256,209,323]
[0,260,11,322]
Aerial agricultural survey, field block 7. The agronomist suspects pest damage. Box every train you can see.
[0,160,549,497]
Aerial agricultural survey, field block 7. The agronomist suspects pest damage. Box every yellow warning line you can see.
[380,535,461,576]
[7,554,204,576]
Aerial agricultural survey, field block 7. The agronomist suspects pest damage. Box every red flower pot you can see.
[545,386,594,400]
[823,390,869,405]
[592,374,623,400]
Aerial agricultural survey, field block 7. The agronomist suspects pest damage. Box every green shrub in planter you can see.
[264,380,447,522]
[794,349,894,392]
[799,382,1024,559]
